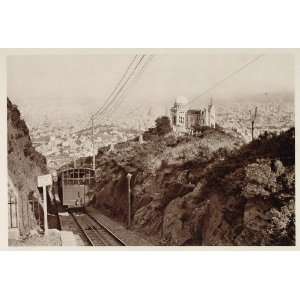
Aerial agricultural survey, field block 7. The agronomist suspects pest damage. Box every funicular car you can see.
[58,167,95,208]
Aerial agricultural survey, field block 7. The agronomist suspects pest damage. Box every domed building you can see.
[174,96,189,106]
[169,97,216,133]
[169,96,189,132]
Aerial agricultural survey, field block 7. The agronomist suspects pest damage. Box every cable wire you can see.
[109,55,155,119]
[92,55,146,125]
[91,55,140,120]
[75,55,144,134]
[187,54,264,107]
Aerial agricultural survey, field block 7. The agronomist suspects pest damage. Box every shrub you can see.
[8,139,13,154]
[155,116,172,136]
[23,142,32,157]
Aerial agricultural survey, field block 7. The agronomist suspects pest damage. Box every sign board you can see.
[37,174,52,236]
[37,174,52,187]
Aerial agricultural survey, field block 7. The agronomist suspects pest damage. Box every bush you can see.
[15,132,23,139]
[8,139,13,154]
[155,116,172,136]
[192,125,211,134]
[23,142,32,157]
[17,119,29,136]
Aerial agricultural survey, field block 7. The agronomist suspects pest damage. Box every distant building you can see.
[169,96,216,133]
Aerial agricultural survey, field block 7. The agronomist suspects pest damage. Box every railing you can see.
[8,175,46,235]
[8,176,18,229]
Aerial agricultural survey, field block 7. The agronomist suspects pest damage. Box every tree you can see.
[155,116,172,136]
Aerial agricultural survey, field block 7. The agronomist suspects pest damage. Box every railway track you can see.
[69,210,126,246]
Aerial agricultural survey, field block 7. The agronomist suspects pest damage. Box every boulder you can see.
[133,200,164,236]
[162,196,207,245]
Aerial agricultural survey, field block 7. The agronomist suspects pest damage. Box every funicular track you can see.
[69,210,126,246]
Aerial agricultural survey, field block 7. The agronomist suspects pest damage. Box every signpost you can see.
[37,174,52,236]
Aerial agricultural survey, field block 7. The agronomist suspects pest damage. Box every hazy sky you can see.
[7,53,294,123]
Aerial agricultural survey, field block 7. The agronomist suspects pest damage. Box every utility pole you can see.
[250,106,258,141]
[91,116,95,171]
[127,173,132,229]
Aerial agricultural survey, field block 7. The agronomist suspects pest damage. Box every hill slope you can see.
[7,98,48,237]
[88,124,295,246]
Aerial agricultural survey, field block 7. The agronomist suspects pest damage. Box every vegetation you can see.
[196,128,295,245]
[143,116,172,141]
[92,120,295,246]
[7,98,48,237]
[155,116,172,136]
[202,127,295,190]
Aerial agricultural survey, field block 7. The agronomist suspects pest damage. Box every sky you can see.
[7,53,294,125]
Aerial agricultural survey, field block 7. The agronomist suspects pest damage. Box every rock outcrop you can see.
[90,122,295,246]
[7,98,48,237]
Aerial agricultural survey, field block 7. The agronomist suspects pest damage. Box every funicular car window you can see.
[79,169,83,185]
[61,168,95,186]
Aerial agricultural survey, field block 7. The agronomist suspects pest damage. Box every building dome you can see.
[175,96,188,106]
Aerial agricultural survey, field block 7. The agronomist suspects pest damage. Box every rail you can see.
[69,210,126,246]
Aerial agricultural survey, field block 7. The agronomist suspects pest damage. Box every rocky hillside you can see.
[89,121,295,246]
[7,98,48,237]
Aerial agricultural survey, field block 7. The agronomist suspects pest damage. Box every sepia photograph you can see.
[7,52,295,247]
[2,1,300,300]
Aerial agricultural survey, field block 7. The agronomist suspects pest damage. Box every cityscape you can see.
[24,92,294,171]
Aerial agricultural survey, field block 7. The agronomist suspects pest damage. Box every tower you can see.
[170,96,188,132]
[208,98,216,128]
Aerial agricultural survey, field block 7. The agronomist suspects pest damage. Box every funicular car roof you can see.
[58,167,95,179]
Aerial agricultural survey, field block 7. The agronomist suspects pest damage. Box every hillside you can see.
[88,122,295,246]
[7,98,48,237]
